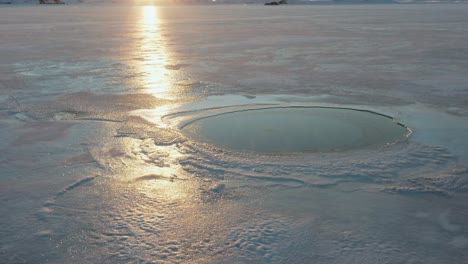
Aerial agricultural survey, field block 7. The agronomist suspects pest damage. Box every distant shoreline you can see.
[1,1,468,6]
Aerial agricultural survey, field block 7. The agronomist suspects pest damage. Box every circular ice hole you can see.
[181,107,410,153]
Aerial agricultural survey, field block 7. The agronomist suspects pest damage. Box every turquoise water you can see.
[182,107,409,153]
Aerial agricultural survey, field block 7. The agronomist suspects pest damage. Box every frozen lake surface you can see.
[1,4,468,263]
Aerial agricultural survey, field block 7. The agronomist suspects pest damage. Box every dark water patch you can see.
[181,107,410,153]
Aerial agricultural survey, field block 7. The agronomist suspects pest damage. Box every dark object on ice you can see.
[209,184,226,194]
[39,0,65,4]
[265,0,287,5]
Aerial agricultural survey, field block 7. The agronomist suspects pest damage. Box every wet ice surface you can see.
[1,4,468,264]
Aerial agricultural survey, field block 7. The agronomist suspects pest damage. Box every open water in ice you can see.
[1,4,468,264]
[179,106,410,153]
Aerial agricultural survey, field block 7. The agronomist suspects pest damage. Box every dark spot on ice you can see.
[135,174,168,182]
[200,182,239,203]
[57,175,98,196]
[43,200,55,207]
[64,152,96,166]
[164,64,190,70]
[248,176,305,188]
[209,183,226,193]
[308,179,340,188]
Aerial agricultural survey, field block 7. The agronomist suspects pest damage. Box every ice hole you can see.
[181,107,410,153]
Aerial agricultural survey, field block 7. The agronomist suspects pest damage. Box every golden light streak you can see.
[120,7,188,200]
[139,6,173,99]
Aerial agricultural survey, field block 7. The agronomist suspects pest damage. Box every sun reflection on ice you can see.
[138,6,173,99]
[117,138,193,202]
[125,7,197,203]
